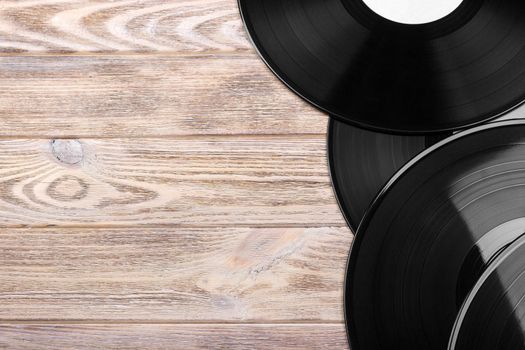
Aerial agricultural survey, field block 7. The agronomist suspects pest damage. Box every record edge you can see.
[327,117,360,233]
[344,119,525,350]
[235,0,525,135]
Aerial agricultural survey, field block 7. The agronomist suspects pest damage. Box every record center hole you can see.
[361,0,464,24]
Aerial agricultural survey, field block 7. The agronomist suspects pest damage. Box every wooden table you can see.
[0,1,352,348]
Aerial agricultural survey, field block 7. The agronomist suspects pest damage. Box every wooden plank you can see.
[0,324,349,349]
[0,55,325,137]
[0,226,351,321]
[0,137,343,227]
[0,0,251,54]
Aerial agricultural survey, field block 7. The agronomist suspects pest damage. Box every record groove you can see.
[346,119,525,349]
[328,118,449,231]
[449,233,525,350]
[239,0,525,133]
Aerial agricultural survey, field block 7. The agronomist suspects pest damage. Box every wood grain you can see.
[0,0,352,347]
[0,0,251,54]
[0,137,343,227]
[0,55,326,137]
[0,226,351,321]
[0,324,349,349]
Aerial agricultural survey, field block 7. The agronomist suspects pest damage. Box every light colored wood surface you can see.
[0,324,349,349]
[0,137,342,227]
[0,0,250,53]
[0,227,350,321]
[0,0,351,348]
[0,56,326,137]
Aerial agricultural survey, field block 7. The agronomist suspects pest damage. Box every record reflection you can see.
[345,121,525,349]
[450,233,525,349]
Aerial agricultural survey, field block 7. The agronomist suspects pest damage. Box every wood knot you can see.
[51,139,83,165]
[47,175,89,202]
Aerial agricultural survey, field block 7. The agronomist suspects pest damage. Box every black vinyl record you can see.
[328,118,448,232]
[346,119,525,349]
[449,233,525,350]
[239,0,525,134]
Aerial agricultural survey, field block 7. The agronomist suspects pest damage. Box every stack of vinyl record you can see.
[239,0,525,348]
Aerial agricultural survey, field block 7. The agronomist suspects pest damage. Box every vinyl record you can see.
[449,233,525,350]
[346,119,525,349]
[328,118,449,232]
[239,0,525,133]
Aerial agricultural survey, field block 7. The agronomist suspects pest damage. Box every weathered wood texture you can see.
[0,324,349,350]
[0,137,343,227]
[0,226,351,321]
[0,0,251,53]
[0,0,352,348]
[0,55,326,137]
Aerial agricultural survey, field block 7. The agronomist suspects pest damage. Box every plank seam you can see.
[0,51,257,58]
[0,133,327,140]
[0,223,348,230]
[0,320,345,325]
